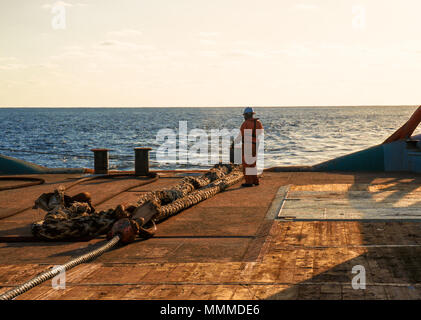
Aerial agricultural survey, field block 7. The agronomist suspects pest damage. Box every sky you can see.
[1,0,421,107]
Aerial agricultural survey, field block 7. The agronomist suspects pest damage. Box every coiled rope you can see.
[0,235,121,300]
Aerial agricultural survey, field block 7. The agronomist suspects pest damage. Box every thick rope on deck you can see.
[31,164,243,241]
[0,235,121,300]
[1,164,243,300]
[136,163,234,207]
[0,165,243,300]
[154,168,243,222]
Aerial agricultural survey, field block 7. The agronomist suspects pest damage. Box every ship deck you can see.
[1,170,421,300]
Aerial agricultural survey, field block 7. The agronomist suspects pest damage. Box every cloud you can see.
[232,40,256,46]
[0,64,26,70]
[0,57,27,70]
[198,32,219,46]
[107,29,143,38]
[42,2,87,9]
[99,40,116,46]
[226,49,269,58]
[0,57,19,63]
[0,57,61,73]
[97,40,154,51]
[291,3,319,11]
[198,50,219,58]
[199,32,220,37]
[50,46,95,60]
[199,39,217,46]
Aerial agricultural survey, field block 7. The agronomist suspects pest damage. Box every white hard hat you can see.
[243,107,255,114]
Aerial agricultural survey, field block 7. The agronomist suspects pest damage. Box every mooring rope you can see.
[0,177,45,192]
[0,235,121,300]
[155,169,243,222]
[0,164,243,300]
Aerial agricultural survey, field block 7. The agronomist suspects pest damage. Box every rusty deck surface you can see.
[1,171,421,300]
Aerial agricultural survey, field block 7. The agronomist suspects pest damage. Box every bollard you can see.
[91,149,109,174]
[134,147,152,176]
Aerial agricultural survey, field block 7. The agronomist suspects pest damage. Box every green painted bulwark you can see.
[0,154,47,175]
[0,154,86,175]
[312,145,385,172]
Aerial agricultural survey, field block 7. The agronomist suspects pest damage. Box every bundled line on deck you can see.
[0,163,243,300]
[0,236,121,300]
[30,163,242,241]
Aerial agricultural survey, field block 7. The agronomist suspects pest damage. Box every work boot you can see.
[241,183,253,187]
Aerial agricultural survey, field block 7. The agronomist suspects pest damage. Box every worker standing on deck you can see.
[234,107,264,187]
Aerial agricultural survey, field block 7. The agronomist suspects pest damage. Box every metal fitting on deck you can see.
[134,147,152,176]
[91,149,109,174]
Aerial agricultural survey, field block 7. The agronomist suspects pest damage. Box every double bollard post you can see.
[91,148,152,176]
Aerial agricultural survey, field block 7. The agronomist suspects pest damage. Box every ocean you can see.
[0,106,418,171]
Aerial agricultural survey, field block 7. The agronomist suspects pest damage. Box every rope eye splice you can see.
[0,163,243,300]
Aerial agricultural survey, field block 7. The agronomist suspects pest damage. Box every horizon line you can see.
[0,104,418,108]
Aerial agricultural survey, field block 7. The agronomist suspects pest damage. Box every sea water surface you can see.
[0,106,418,171]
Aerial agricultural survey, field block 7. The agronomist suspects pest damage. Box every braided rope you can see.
[0,235,120,300]
[155,169,243,221]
